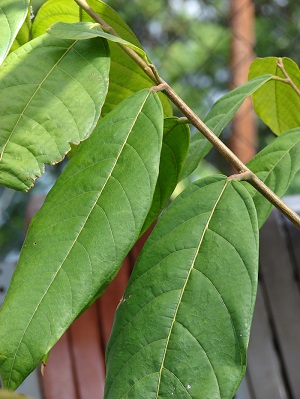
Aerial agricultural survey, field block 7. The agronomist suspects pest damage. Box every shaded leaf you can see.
[249,57,300,135]
[83,0,172,117]
[0,0,30,64]
[141,117,190,234]
[180,75,273,180]
[0,89,163,389]
[244,128,300,228]
[105,175,258,399]
[47,21,148,60]
[0,34,110,191]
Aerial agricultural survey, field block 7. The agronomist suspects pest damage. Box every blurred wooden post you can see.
[229,0,256,167]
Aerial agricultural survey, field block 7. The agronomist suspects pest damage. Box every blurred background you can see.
[1,1,300,397]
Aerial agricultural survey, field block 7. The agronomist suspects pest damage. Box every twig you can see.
[277,57,300,97]
[73,0,300,229]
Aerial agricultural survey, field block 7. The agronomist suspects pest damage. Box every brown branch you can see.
[73,0,300,229]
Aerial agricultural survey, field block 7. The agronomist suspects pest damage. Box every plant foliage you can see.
[0,1,300,398]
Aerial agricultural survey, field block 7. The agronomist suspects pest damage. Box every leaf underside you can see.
[0,34,110,190]
[105,175,259,399]
[0,89,163,389]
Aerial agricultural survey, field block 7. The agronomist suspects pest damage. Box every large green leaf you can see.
[0,34,110,191]
[105,175,258,399]
[180,75,273,180]
[47,21,148,60]
[32,0,172,116]
[249,57,300,135]
[0,89,163,389]
[244,128,300,228]
[0,0,30,65]
[141,117,190,235]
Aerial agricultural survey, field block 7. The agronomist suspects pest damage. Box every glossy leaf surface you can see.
[180,75,272,180]
[0,0,30,64]
[47,21,148,60]
[106,175,258,399]
[0,35,110,191]
[249,57,300,135]
[141,117,190,234]
[245,128,300,228]
[0,89,163,389]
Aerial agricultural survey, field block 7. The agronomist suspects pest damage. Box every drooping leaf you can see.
[0,0,30,65]
[0,391,33,399]
[47,21,148,60]
[244,128,300,228]
[0,34,110,191]
[31,0,79,38]
[141,117,190,235]
[9,7,31,52]
[31,0,172,116]
[249,57,300,135]
[180,75,273,180]
[0,89,163,389]
[105,175,258,399]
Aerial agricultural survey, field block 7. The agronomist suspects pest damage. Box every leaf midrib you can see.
[0,39,78,162]
[6,90,151,387]
[154,180,229,398]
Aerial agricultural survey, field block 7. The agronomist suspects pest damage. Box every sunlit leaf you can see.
[0,391,33,399]
[0,0,30,64]
[106,175,258,399]
[0,34,110,191]
[31,0,172,116]
[31,0,79,37]
[9,7,31,52]
[249,57,300,135]
[0,89,163,389]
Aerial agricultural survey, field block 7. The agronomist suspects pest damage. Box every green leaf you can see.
[0,391,33,399]
[10,7,31,52]
[83,0,172,117]
[180,75,273,180]
[0,89,163,389]
[31,0,79,38]
[47,21,148,61]
[31,0,172,117]
[0,0,30,65]
[0,34,110,191]
[249,57,300,135]
[141,117,190,234]
[105,175,258,399]
[244,127,300,228]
